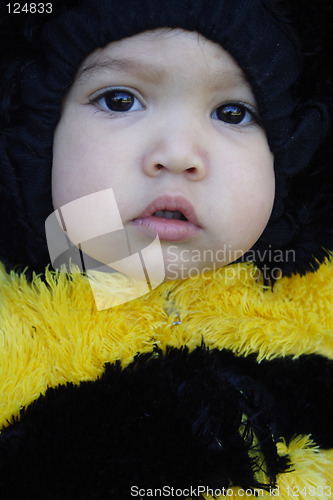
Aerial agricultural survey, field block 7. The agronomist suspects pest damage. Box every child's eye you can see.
[211,103,257,126]
[93,89,144,113]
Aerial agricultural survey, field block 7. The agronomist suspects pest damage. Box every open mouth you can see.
[152,210,188,221]
[130,196,201,241]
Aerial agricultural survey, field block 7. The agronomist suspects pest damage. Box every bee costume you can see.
[0,0,333,497]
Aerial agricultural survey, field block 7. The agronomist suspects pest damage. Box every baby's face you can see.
[52,28,274,280]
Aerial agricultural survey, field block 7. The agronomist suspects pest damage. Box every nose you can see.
[142,116,208,181]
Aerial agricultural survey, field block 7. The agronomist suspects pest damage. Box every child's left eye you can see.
[93,89,144,113]
[211,103,256,125]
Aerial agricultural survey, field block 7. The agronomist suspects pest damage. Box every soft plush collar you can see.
[1,261,332,382]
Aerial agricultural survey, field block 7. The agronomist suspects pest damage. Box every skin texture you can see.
[52,29,275,280]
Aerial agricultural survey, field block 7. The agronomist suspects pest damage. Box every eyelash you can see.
[90,88,260,126]
[211,102,260,127]
[90,87,144,115]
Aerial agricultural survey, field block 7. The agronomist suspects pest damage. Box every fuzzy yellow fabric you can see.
[1,260,333,495]
[204,436,333,499]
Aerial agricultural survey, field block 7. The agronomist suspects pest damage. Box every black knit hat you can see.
[0,0,332,278]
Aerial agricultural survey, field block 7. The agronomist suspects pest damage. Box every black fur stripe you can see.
[0,346,332,498]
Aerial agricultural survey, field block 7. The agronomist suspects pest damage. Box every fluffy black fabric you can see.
[0,0,332,279]
[0,347,290,499]
[233,350,333,448]
[1,346,333,498]
[247,0,333,281]
[265,353,333,448]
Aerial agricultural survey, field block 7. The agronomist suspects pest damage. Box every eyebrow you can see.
[75,55,250,91]
[75,57,166,84]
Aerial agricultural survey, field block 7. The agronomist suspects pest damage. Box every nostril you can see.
[186,167,196,174]
[155,164,164,170]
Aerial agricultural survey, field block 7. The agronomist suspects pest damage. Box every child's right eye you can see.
[92,89,144,113]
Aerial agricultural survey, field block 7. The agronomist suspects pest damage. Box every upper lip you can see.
[134,195,200,226]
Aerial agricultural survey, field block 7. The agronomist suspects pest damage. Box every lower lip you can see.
[130,216,201,241]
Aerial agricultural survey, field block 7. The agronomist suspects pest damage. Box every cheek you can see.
[237,161,274,213]
[52,116,126,209]
[211,139,275,247]
[233,149,275,241]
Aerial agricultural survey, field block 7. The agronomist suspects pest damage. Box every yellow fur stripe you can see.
[1,260,333,425]
[202,436,333,498]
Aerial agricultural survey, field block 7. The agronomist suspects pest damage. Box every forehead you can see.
[74,28,250,90]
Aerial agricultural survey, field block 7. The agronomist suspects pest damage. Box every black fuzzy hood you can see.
[0,0,332,278]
